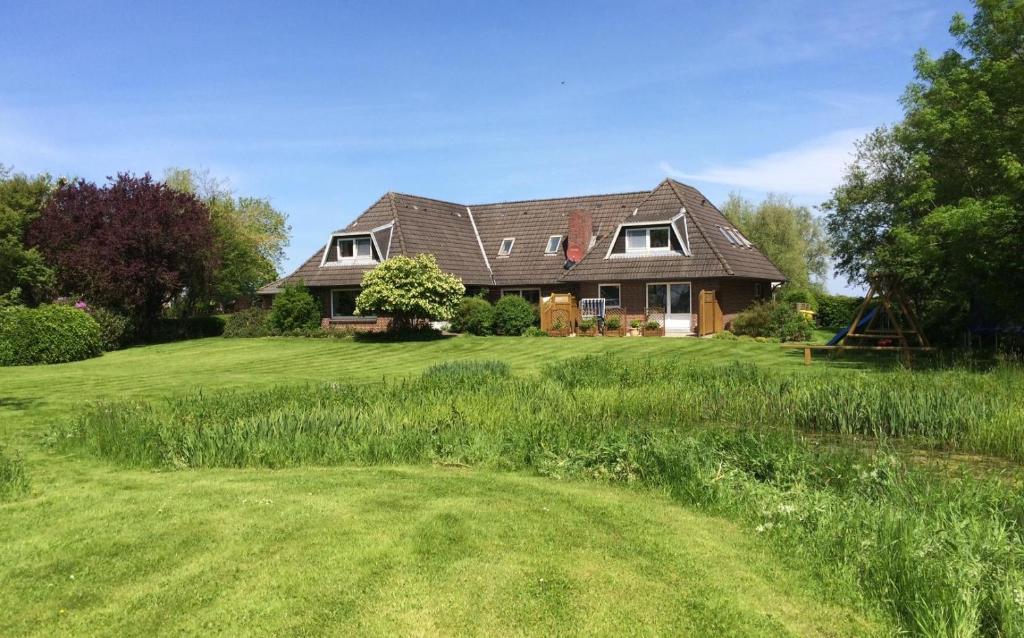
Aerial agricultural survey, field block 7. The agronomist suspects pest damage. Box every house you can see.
[259,179,786,335]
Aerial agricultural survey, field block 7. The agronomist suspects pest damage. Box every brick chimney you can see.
[565,209,592,268]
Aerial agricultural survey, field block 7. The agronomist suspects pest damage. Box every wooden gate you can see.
[540,293,578,336]
[698,290,723,336]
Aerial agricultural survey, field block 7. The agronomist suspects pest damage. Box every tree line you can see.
[0,166,289,338]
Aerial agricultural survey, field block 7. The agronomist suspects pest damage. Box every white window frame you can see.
[336,237,373,260]
[498,237,515,256]
[624,226,673,254]
[545,235,562,255]
[329,288,361,318]
[597,283,621,308]
[319,231,383,267]
[501,288,542,304]
[645,281,692,315]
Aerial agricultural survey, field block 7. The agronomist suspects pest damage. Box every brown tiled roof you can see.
[262,178,785,293]
[472,191,648,286]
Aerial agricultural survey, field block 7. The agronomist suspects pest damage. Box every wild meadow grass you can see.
[57,356,1024,636]
[0,446,29,501]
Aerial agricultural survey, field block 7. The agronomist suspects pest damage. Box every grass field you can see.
[2,335,1020,636]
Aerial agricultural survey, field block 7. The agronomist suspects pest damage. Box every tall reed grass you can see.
[0,446,29,501]
[56,356,1024,635]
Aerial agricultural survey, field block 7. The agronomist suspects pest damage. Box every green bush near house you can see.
[223,308,272,338]
[356,254,464,329]
[579,317,596,332]
[268,284,321,334]
[732,300,812,342]
[521,326,547,337]
[493,295,537,336]
[604,317,621,331]
[449,296,494,335]
[0,304,102,366]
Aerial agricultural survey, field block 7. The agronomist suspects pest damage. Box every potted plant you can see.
[578,317,596,336]
[604,316,621,336]
[552,316,566,336]
[628,319,643,337]
[643,319,662,336]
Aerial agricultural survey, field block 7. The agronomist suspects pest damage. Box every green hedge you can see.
[817,294,863,329]
[223,308,272,337]
[0,304,103,366]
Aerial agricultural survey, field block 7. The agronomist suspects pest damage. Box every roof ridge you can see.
[665,179,733,276]
[387,192,409,255]
[470,189,650,209]
[389,191,468,208]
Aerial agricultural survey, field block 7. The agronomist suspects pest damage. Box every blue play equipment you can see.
[827,307,877,346]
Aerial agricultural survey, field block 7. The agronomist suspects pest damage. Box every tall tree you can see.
[823,0,1024,333]
[0,166,56,305]
[165,168,290,309]
[722,192,830,288]
[28,173,216,327]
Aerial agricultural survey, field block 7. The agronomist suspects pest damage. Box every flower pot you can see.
[627,328,640,337]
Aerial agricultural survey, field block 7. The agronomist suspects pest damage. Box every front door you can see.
[647,282,692,334]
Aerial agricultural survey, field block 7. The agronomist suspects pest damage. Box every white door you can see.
[647,283,692,334]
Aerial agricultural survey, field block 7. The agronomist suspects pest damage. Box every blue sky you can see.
[1,0,971,293]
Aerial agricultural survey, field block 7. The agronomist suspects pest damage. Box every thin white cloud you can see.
[660,128,869,198]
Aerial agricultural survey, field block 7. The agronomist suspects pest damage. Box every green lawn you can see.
[1,336,896,636]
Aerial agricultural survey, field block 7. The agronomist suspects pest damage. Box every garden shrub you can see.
[223,308,272,338]
[89,306,133,350]
[0,446,29,501]
[356,254,464,328]
[579,317,596,332]
[493,295,536,336]
[604,317,621,331]
[0,304,102,366]
[732,300,812,342]
[449,296,494,335]
[817,294,863,328]
[522,326,548,337]
[268,284,321,334]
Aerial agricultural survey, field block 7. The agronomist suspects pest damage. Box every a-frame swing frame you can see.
[783,274,933,365]
[842,274,930,349]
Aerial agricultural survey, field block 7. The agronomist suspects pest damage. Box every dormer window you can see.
[545,235,562,254]
[625,226,671,253]
[338,237,373,259]
[498,238,515,256]
[321,233,378,266]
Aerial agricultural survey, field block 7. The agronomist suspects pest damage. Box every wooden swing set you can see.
[784,274,935,365]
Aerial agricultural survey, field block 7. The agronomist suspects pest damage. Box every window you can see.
[649,227,670,249]
[545,235,562,254]
[754,282,764,299]
[499,238,515,256]
[502,288,541,304]
[598,284,621,308]
[625,229,647,251]
[337,237,373,260]
[330,289,359,317]
[718,226,737,246]
[624,226,673,253]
